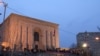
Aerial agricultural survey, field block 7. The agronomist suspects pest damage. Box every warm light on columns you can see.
[1,42,9,47]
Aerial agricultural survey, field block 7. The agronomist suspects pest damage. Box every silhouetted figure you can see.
[5,47,11,56]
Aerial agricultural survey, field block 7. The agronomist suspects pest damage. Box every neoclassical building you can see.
[0,13,59,51]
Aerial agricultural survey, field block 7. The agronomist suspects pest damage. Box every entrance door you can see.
[35,45,38,50]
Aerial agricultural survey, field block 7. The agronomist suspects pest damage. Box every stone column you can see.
[30,26,34,49]
[55,29,59,48]
[41,29,46,50]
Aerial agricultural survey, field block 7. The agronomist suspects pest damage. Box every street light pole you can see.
[0,1,7,22]
[3,2,7,22]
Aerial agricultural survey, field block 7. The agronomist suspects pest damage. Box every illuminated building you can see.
[77,32,100,56]
[0,13,59,51]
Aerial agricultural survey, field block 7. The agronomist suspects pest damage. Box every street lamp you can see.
[0,1,7,22]
[82,43,88,48]
[95,37,99,41]
[82,31,88,48]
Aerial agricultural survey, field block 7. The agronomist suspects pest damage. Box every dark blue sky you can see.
[0,0,100,48]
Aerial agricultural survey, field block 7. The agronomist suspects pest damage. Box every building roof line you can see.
[10,13,59,26]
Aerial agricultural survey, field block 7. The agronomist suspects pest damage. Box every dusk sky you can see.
[0,0,100,48]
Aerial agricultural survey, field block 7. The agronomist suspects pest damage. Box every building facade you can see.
[0,13,59,51]
[77,32,100,56]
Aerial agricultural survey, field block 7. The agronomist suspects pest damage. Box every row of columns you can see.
[11,23,57,51]
[45,30,57,50]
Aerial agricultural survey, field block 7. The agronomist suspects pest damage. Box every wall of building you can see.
[0,13,59,51]
[0,16,11,48]
[77,32,100,56]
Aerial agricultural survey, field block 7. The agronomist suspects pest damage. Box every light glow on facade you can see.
[82,43,88,48]
[1,42,9,47]
[95,37,99,41]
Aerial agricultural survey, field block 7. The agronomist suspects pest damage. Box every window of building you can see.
[34,32,39,41]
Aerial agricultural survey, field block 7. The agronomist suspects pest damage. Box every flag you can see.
[53,30,55,36]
